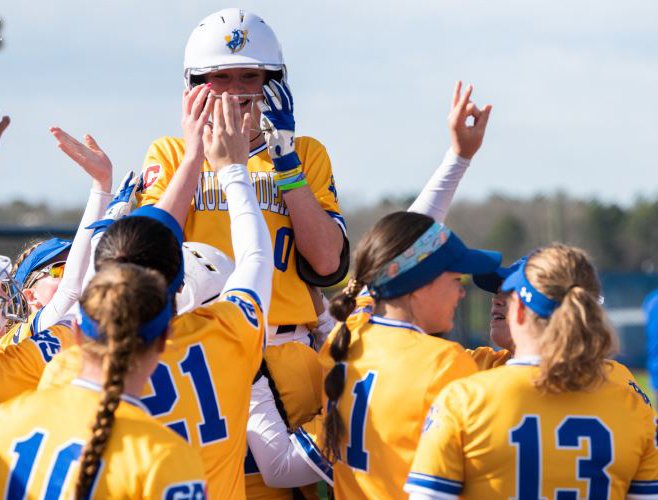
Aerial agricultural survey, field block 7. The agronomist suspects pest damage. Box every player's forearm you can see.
[155,152,204,229]
[221,164,274,312]
[284,186,343,276]
[407,148,470,223]
[40,188,113,329]
[248,377,323,487]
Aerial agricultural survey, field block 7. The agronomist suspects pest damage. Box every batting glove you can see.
[87,170,138,235]
[259,80,302,172]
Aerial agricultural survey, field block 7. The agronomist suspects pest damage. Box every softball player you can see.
[137,8,348,346]
[2,128,115,346]
[319,210,501,499]
[0,263,207,498]
[33,89,274,499]
[406,245,658,500]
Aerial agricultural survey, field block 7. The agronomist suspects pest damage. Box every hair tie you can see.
[344,278,362,297]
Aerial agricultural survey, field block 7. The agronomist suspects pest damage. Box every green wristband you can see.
[279,178,308,192]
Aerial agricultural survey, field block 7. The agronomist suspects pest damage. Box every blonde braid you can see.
[75,264,166,498]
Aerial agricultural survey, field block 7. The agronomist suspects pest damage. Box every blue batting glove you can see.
[87,170,138,236]
[259,80,302,172]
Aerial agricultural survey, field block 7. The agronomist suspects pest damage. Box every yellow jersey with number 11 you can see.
[319,312,477,500]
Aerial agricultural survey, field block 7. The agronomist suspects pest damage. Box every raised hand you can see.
[181,84,214,161]
[448,81,492,160]
[203,92,251,171]
[50,127,112,192]
[0,116,10,140]
[258,79,301,172]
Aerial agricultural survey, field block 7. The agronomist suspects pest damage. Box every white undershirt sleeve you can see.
[36,188,112,329]
[220,164,274,314]
[407,148,470,223]
[247,376,324,488]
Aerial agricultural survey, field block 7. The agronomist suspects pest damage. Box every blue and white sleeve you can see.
[247,376,324,488]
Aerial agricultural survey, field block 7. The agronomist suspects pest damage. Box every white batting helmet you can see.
[176,242,235,314]
[183,8,286,89]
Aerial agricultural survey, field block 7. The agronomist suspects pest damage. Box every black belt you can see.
[275,324,297,335]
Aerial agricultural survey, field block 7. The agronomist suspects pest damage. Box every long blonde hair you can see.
[74,263,168,498]
[523,244,618,393]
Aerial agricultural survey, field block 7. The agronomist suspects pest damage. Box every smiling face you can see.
[409,271,465,334]
[203,68,267,142]
[490,291,514,350]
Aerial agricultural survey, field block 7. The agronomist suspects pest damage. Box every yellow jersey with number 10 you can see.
[0,382,206,499]
[405,359,658,500]
[136,136,344,327]
[319,312,478,500]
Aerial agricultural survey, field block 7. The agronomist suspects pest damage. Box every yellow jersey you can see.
[405,358,658,500]
[245,342,327,499]
[318,313,478,499]
[0,322,74,402]
[466,346,512,370]
[0,310,40,347]
[136,136,344,327]
[0,381,206,499]
[39,289,264,499]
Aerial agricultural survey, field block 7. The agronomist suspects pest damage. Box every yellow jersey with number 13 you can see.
[405,358,658,500]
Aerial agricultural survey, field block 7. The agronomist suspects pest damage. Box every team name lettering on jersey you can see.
[30,329,62,362]
[193,171,288,216]
[224,295,259,328]
[163,481,205,499]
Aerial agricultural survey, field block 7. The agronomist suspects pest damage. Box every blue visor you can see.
[14,238,72,287]
[369,223,502,300]
[79,298,173,343]
[88,206,185,296]
[501,261,559,318]
[473,257,527,293]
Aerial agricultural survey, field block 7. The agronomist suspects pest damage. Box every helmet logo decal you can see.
[225,29,249,53]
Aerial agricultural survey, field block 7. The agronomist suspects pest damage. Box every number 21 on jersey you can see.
[142,343,228,445]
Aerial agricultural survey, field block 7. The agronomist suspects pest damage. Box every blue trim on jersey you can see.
[292,427,334,484]
[72,378,149,413]
[223,287,263,312]
[31,308,44,334]
[506,355,541,367]
[369,315,424,334]
[325,210,347,234]
[406,472,463,495]
[629,480,658,495]
[249,143,268,158]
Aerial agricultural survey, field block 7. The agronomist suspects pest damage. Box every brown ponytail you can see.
[75,263,168,499]
[323,211,433,462]
[523,244,618,393]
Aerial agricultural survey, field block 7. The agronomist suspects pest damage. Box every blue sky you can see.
[1,0,657,209]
